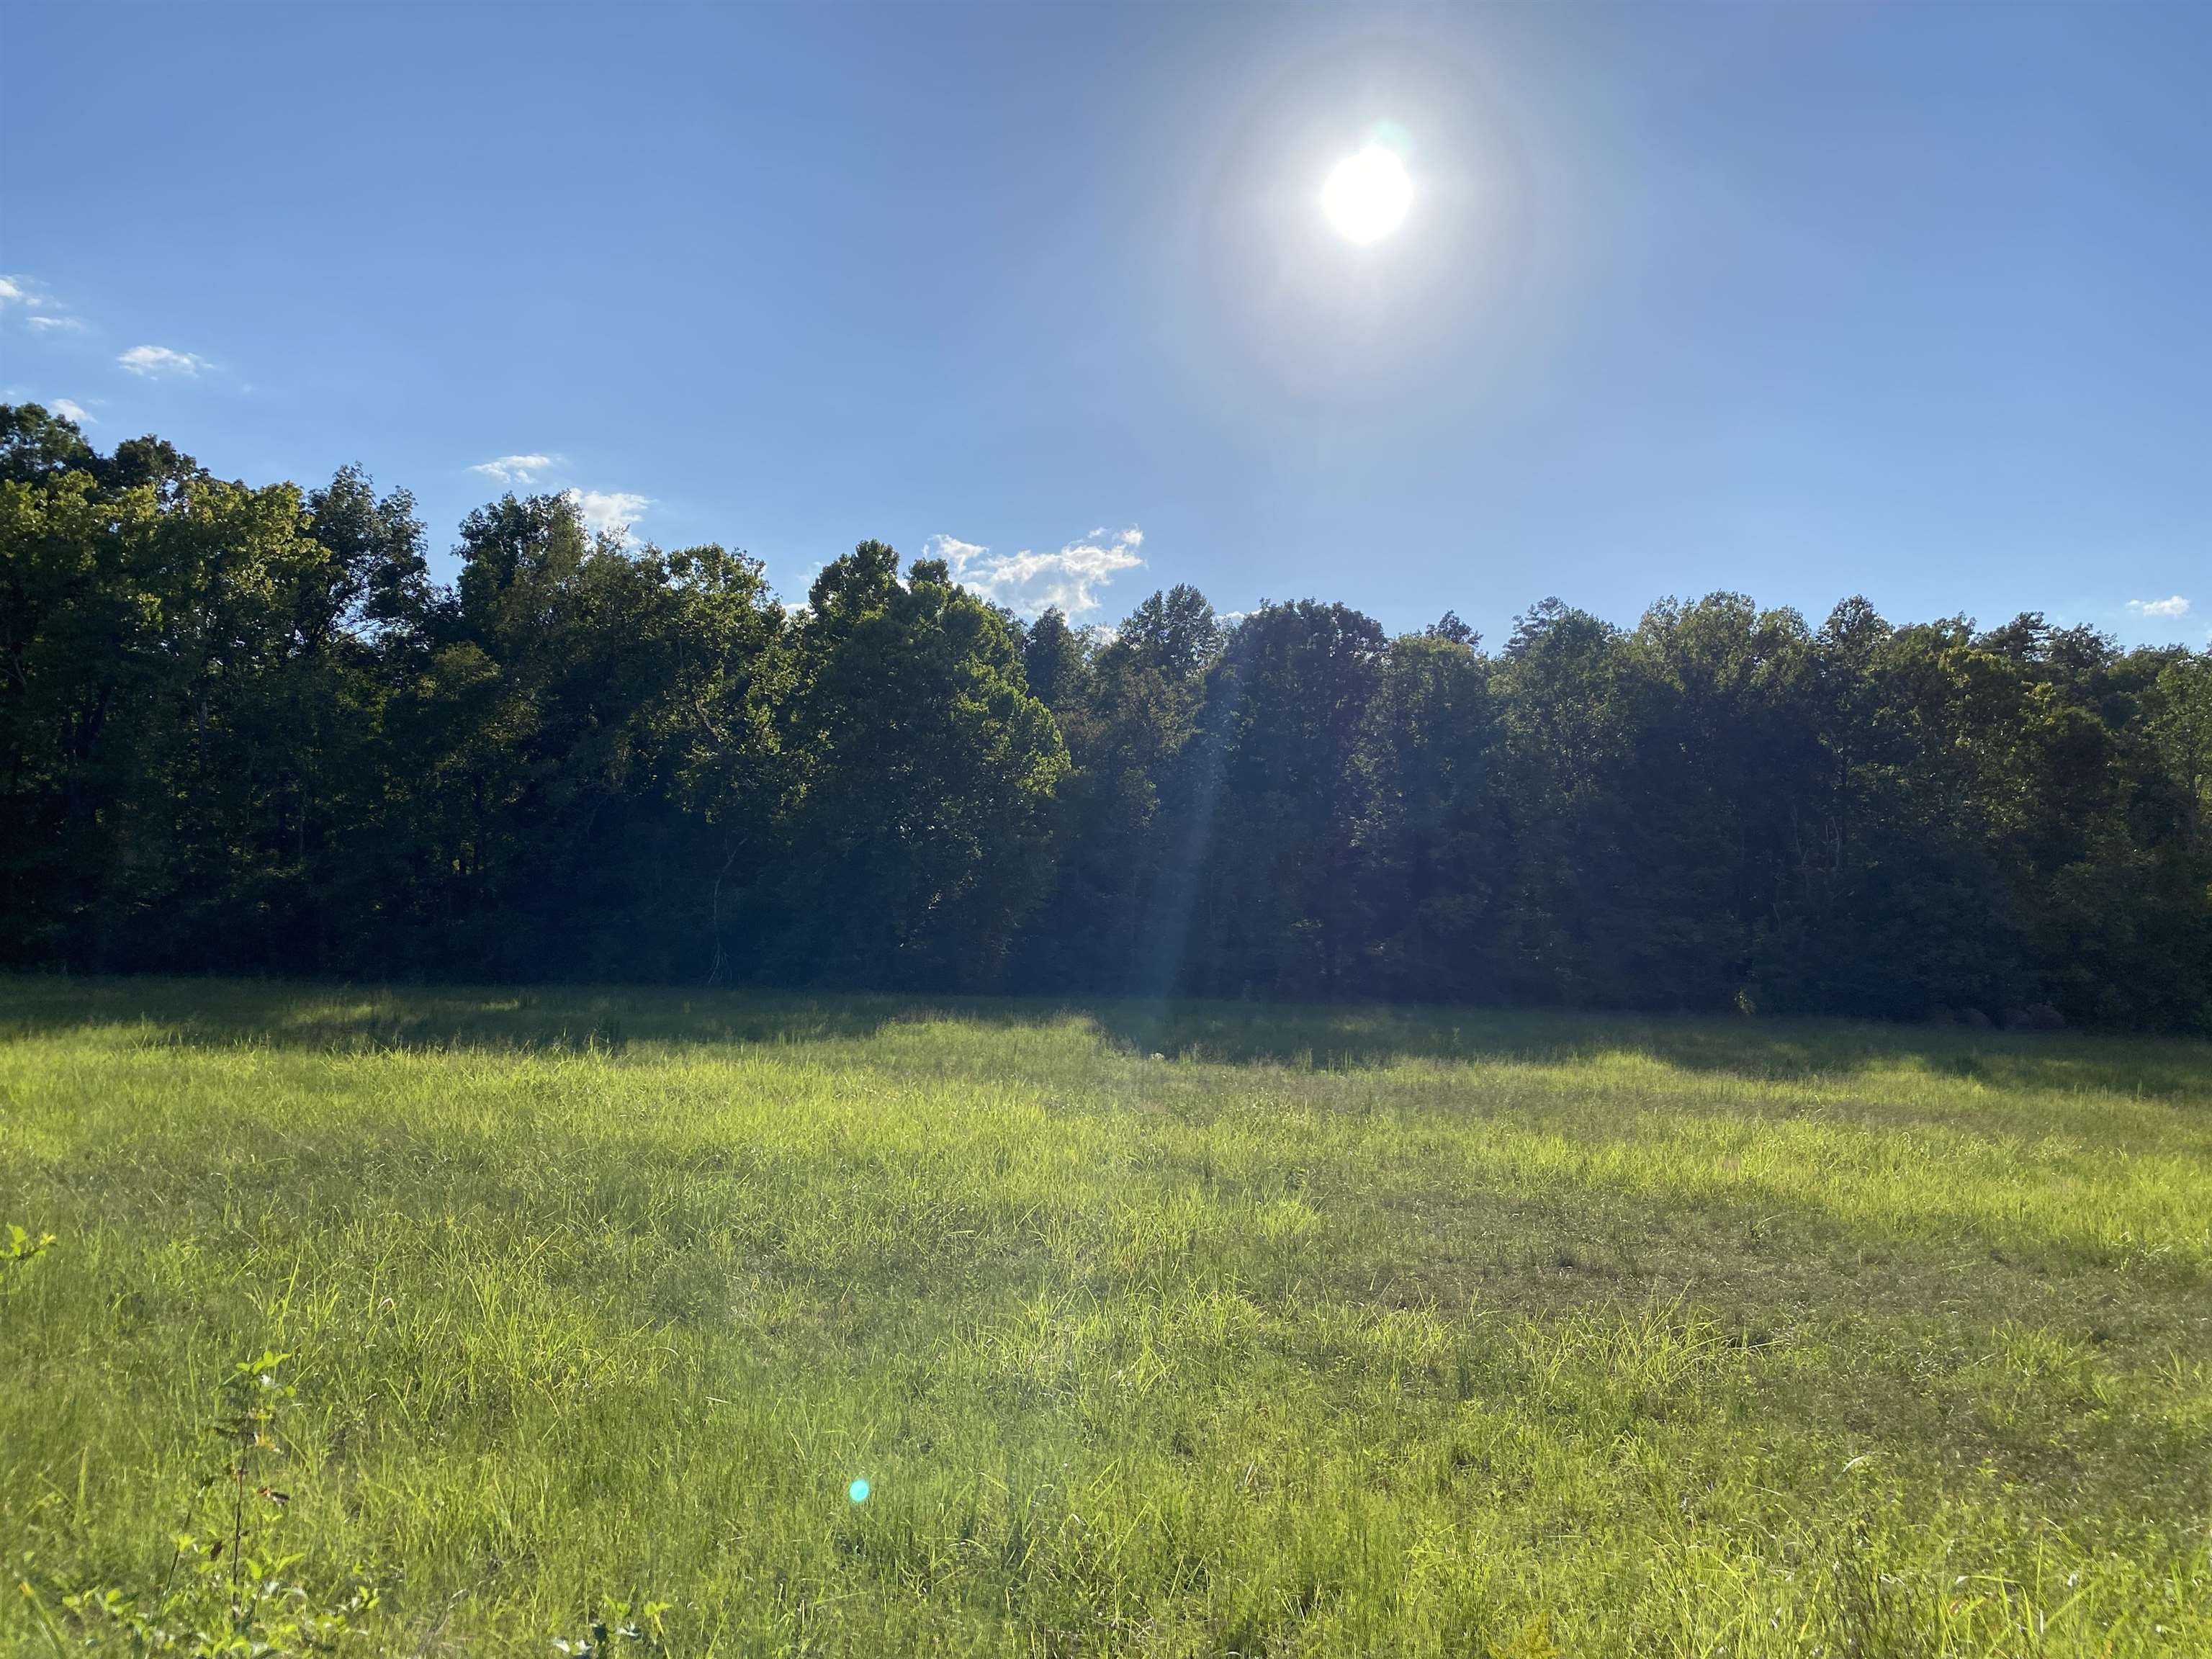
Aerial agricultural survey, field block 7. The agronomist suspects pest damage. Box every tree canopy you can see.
[5,403,2208,1030]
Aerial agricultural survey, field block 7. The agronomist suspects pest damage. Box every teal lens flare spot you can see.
[848,1478,870,1503]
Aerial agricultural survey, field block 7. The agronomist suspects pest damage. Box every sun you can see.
[1321,144,1412,244]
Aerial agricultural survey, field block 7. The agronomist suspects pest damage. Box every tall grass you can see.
[4,977,2208,1654]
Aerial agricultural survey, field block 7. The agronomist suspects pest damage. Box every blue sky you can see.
[3,1,2206,645]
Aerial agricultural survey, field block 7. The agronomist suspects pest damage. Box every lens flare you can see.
[848,1478,871,1503]
[1321,145,1413,244]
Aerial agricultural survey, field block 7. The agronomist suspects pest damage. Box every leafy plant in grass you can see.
[551,1597,673,1655]
[3,1223,55,1274]
[27,1351,378,1656]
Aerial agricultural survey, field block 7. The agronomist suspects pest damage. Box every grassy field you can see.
[1,977,2208,1656]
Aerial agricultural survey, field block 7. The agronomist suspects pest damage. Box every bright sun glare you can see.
[1321,144,1412,244]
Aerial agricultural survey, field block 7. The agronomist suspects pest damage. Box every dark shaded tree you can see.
[5,406,2208,1032]
[775,544,1064,988]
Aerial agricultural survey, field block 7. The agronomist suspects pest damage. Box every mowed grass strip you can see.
[2,978,2208,1655]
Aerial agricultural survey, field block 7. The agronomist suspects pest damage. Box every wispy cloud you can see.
[467,454,648,536]
[565,487,652,536]
[925,526,1146,618]
[2128,595,2191,619]
[929,536,991,572]
[117,344,210,377]
[50,398,95,426]
[470,453,560,486]
[1,274,84,333]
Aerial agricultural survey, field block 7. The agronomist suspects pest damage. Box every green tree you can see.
[1174,601,1388,999]
[1352,631,1508,1002]
[780,543,1066,987]
[6,403,2208,1030]
[1014,585,1226,992]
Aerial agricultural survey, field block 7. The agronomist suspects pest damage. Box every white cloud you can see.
[925,526,1145,618]
[50,398,94,425]
[466,457,649,535]
[930,535,990,570]
[1,276,84,333]
[2128,595,2191,619]
[470,453,559,486]
[117,344,210,377]
[565,487,652,536]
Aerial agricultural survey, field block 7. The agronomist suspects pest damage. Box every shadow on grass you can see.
[1095,999,2212,1100]
[1,973,2206,1099]
[0,974,918,1054]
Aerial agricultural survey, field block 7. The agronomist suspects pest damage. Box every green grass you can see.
[3,976,2208,1656]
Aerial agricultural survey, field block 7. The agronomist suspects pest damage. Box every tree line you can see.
[5,403,2208,1030]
